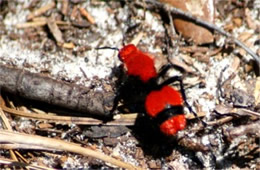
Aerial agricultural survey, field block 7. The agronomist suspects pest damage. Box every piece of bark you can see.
[84,126,130,138]
[160,0,214,44]
[224,120,260,140]
[0,64,114,117]
[177,136,210,152]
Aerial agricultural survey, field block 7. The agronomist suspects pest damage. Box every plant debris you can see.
[0,0,259,169]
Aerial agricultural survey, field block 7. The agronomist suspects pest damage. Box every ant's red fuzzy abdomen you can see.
[145,85,185,135]
[145,86,183,117]
[160,115,186,135]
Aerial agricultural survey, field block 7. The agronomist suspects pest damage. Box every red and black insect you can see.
[98,44,195,136]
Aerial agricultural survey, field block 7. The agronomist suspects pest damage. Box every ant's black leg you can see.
[110,91,121,115]
[157,64,173,78]
[160,76,207,127]
[96,47,119,51]
[159,75,180,88]
[110,66,127,115]
[110,76,128,115]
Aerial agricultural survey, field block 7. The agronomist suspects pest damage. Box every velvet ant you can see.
[97,44,196,136]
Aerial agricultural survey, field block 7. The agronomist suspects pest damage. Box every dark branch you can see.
[0,64,115,118]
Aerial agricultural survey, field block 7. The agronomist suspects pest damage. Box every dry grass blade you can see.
[16,20,70,28]
[27,2,56,20]
[238,108,260,117]
[0,156,54,170]
[1,104,204,126]
[16,21,47,28]
[0,107,19,162]
[1,105,136,126]
[0,144,52,151]
[62,0,69,16]
[0,107,12,130]
[79,7,95,24]
[130,32,144,46]
[207,116,233,126]
[0,130,141,170]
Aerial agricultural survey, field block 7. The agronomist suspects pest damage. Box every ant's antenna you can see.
[96,47,119,51]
